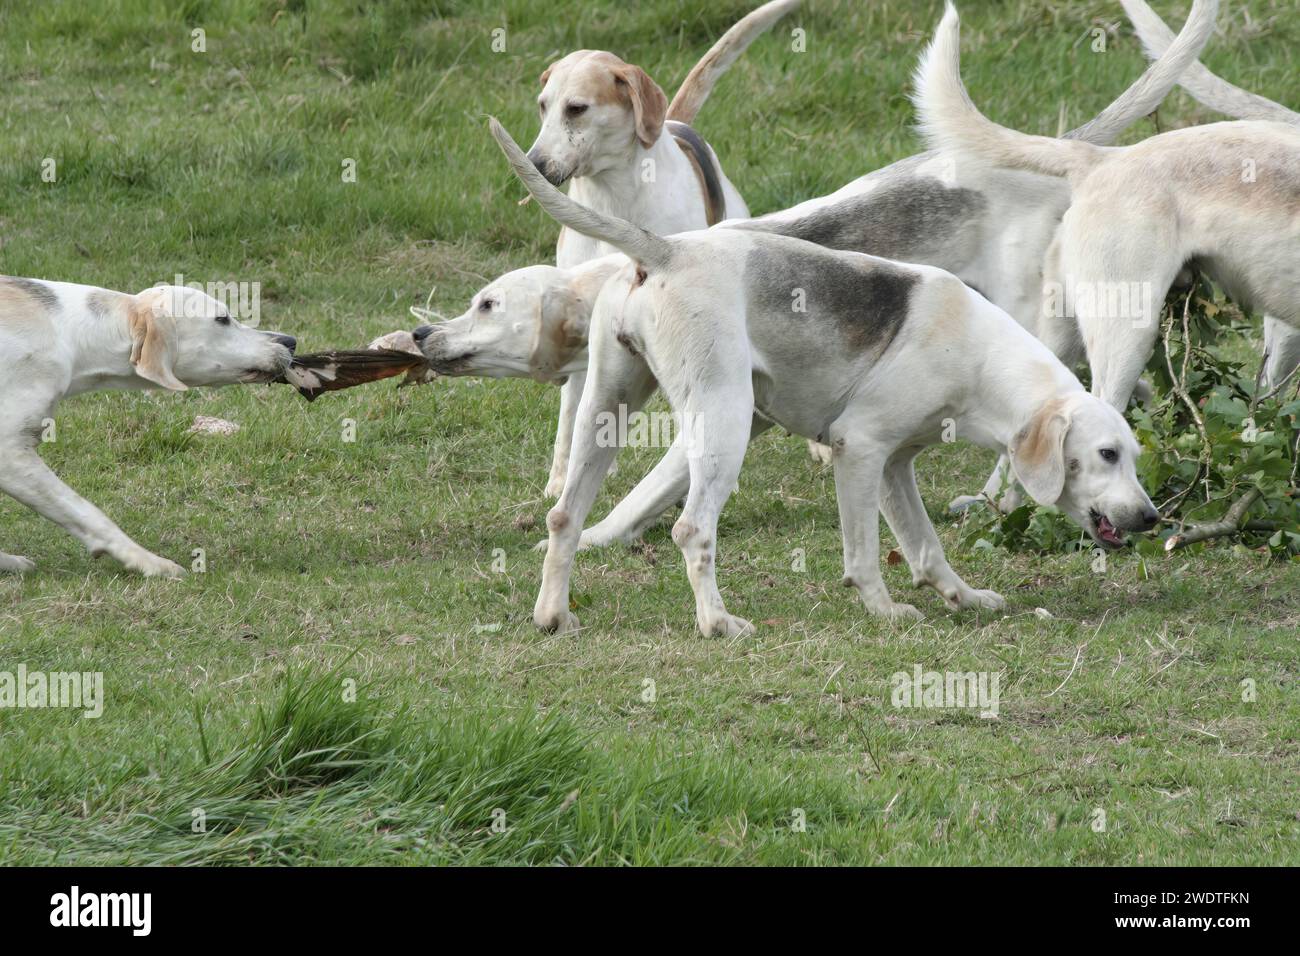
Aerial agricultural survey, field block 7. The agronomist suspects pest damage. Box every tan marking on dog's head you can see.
[128,288,188,391]
[539,50,667,147]
[1009,396,1071,504]
[527,282,589,382]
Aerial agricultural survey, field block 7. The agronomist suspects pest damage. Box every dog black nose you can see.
[269,333,297,353]
[412,325,434,344]
[526,148,547,174]
[1138,508,1160,531]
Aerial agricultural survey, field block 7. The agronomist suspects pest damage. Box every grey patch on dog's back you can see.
[731,174,987,267]
[744,240,919,355]
[0,276,60,312]
[86,290,122,319]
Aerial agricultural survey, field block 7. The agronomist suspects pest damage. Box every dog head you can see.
[411,266,590,382]
[1009,393,1159,548]
[128,285,295,391]
[527,50,668,185]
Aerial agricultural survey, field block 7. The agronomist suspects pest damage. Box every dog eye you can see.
[215,314,231,326]
[479,300,493,312]
[565,103,588,118]
[1099,448,1118,463]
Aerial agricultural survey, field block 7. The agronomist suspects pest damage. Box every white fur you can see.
[1121,0,1300,392]
[525,4,799,496]
[914,2,1300,413]
[489,118,1158,637]
[0,278,293,577]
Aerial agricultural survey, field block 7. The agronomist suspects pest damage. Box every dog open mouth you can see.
[1089,508,1127,548]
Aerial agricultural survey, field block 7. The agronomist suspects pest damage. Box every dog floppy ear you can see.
[612,64,667,148]
[528,284,589,383]
[128,289,188,391]
[1009,398,1070,504]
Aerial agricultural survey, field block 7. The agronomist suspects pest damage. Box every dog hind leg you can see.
[0,551,37,573]
[533,351,656,633]
[571,413,774,551]
[670,396,755,638]
[0,444,184,578]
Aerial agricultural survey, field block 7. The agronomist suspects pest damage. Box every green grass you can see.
[1,0,1297,865]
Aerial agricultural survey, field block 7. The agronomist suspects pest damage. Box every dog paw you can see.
[534,608,579,634]
[866,600,923,622]
[942,586,1006,611]
[0,554,36,574]
[807,440,834,465]
[947,494,984,514]
[130,554,187,579]
[699,612,754,638]
[544,476,566,499]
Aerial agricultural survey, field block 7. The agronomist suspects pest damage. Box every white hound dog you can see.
[527,0,801,496]
[1122,0,1300,391]
[0,278,296,577]
[915,2,1300,414]
[414,0,1215,545]
[488,118,1158,636]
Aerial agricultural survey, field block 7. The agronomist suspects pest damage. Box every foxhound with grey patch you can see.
[915,2,1300,416]
[1121,0,1300,392]
[414,0,1214,546]
[529,0,800,496]
[488,118,1158,637]
[0,278,296,577]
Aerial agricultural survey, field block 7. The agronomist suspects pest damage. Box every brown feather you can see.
[273,350,430,402]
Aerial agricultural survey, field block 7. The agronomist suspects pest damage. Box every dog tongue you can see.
[1098,515,1124,545]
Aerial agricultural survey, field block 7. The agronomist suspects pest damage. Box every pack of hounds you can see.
[2,0,1296,636]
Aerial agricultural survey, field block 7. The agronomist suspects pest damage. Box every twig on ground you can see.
[1165,487,1263,551]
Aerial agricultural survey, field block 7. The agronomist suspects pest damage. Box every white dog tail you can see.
[489,118,674,271]
[914,0,1218,179]
[1067,0,1219,143]
[1121,0,1299,126]
[667,0,802,124]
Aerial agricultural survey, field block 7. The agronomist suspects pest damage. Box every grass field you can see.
[0,0,1297,865]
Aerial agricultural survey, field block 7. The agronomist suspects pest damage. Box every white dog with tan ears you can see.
[914,1,1300,413]
[413,0,1215,543]
[527,0,801,496]
[1121,0,1300,392]
[0,277,296,577]
[486,117,1159,637]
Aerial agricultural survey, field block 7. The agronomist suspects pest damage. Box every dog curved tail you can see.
[489,118,674,271]
[667,0,802,124]
[1121,0,1299,126]
[913,0,1218,181]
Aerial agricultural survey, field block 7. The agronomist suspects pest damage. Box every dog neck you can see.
[64,292,151,396]
[570,254,626,310]
[966,324,1084,454]
[570,133,692,218]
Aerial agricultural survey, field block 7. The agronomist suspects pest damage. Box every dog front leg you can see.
[883,449,1004,612]
[545,372,586,498]
[832,435,921,621]
[0,445,184,578]
[534,354,656,634]
[1263,316,1300,393]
